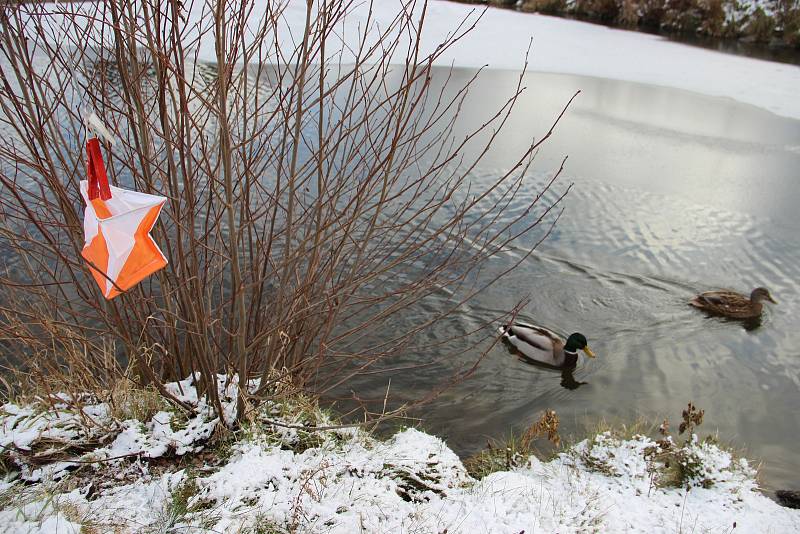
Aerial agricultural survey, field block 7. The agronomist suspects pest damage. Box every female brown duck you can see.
[690,287,777,319]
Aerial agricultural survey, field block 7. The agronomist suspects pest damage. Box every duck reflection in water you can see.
[695,310,764,332]
[736,315,763,332]
[504,347,590,390]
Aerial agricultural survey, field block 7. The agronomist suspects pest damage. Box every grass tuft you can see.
[109,382,169,424]
[464,409,562,479]
[240,513,288,534]
[151,473,218,532]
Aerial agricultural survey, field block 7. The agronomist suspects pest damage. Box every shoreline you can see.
[1,377,799,532]
[24,1,800,119]
[445,0,800,64]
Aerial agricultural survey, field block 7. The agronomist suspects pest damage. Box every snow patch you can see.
[4,388,798,533]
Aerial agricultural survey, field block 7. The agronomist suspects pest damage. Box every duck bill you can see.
[768,295,778,304]
[582,346,596,358]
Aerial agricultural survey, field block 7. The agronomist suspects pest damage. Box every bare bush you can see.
[0,1,571,424]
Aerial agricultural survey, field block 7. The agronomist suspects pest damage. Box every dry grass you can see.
[107,381,169,423]
[0,311,123,405]
[565,403,746,491]
[559,414,658,455]
[464,409,562,479]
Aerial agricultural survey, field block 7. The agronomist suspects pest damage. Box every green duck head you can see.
[565,333,595,358]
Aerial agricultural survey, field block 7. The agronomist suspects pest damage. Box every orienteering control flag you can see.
[80,137,167,299]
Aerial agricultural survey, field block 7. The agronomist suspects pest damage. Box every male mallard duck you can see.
[689,287,777,319]
[499,323,595,368]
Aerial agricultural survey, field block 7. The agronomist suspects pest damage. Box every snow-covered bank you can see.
[221,0,800,119]
[287,0,800,119]
[28,1,800,119]
[2,377,799,533]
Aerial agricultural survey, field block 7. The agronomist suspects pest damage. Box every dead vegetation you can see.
[0,1,572,426]
[464,402,748,494]
[464,409,562,478]
[642,402,715,490]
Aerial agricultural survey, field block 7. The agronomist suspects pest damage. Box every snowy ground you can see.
[1,377,799,533]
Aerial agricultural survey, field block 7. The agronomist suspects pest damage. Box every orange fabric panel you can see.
[91,198,113,219]
[81,228,111,293]
[109,204,167,298]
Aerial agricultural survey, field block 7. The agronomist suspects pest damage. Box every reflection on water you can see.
[698,312,764,332]
[502,341,590,391]
[342,69,800,493]
[560,368,588,390]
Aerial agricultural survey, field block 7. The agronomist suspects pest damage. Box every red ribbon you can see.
[87,137,112,201]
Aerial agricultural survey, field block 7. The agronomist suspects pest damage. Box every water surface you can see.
[3,54,799,493]
[346,69,800,493]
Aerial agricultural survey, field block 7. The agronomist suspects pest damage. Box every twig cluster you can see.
[0,1,572,423]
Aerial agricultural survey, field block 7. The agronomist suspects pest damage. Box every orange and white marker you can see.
[80,137,167,299]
